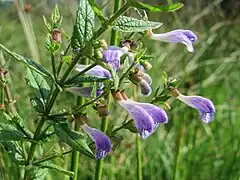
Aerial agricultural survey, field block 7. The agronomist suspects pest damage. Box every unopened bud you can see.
[97,104,109,117]
[52,29,62,43]
[141,61,152,70]
[94,48,103,60]
[139,79,152,96]
[99,39,108,50]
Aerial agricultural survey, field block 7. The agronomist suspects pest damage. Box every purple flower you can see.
[65,87,103,97]
[148,29,197,52]
[118,100,155,139]
[117,96,168,138]
[177,94,215,123]
[103,46,128,71]
[81,124,111,160]
[76,64,111,79]
[127,99,168,131]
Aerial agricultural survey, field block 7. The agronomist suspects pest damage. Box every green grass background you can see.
[0,0,240,179]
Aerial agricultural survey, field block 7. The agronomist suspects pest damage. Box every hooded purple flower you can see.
[148,29,197,52]
[75,64,111,79]
[126,99,168,131]
[81,124,111,160]
[138,79,152,96]
[118,99,155,139]
[177,94,215,123]
[65,87,103,97]
[103,46,128,71]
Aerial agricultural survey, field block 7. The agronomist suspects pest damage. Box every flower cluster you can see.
[66,29,215,160]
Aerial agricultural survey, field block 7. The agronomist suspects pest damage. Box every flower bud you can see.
[99,39,108,50]
[141,61,152,70]
[94,48,103,60]
[139,79,152,96]
[97,104,109,117]
[52,29,62,43]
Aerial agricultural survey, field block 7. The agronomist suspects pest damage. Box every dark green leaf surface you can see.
[132,2,184,12]
[0,44,53,79]
[0,123,26,141]
[71,0,95,49]
[54,122,94,158]
[113,16,162,32]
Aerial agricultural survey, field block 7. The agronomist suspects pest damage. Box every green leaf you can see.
[1,141,25,165]
[25,68,50,111]
[88,0,107,23]
[29,167,49,180]
[123,120,138,133]
[132,2,184,12]
[162,71,168,87]
[35,162,74,177]
[71,0,94,49]
[54,121,94,158]
[0,123,26,141]
[113,16,162,32]
[65,75,108,86]
[0,44,54,80]
[3,112,33,138]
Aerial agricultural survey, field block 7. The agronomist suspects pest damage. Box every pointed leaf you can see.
[54,122,94,158]
[71,0,94,49]
[132,2,184,12]
[113,16,162,32]
[88,0,107,23]
[0,123,26,141]
[0,44,54,80]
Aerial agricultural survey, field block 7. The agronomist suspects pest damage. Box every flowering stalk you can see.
[95,1,122,179]
[133,85,143,180]
[23,3,131,178]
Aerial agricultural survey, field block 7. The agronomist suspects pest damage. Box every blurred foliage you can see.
[0,0,240,179]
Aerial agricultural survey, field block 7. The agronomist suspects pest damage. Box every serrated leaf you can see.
[88,0,107,23]
[71,0,94,49]
[132,2,184,12]
[113,16,162,32]
[54,121,94,158]
[30,97,45,113]
[25,68,50,108]
[0,123,26,141]
[35,162,74,177]
[0,44,54,80]
[3,112,33,138]
[1,141,25,165]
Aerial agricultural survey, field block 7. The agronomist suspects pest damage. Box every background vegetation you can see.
[0,0,239,179]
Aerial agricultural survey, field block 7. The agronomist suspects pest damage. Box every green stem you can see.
[70,57,88,180]
[33,150,72,165]
[24,2,131,179]
[110,0,121,45]
[57,43,71,77]
[51,51,56,79]
[94,94,110,180]
[133,85,142,180]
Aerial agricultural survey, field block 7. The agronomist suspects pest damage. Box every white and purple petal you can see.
[118,100,155,139]
[139,79,152,96]
[103,46,128,71]
[177,94,215,123]
[65,87,103,97]
[149,29,197,52]
[76,64,111,79]
[127,99,168,131]
[81,124,111,160]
